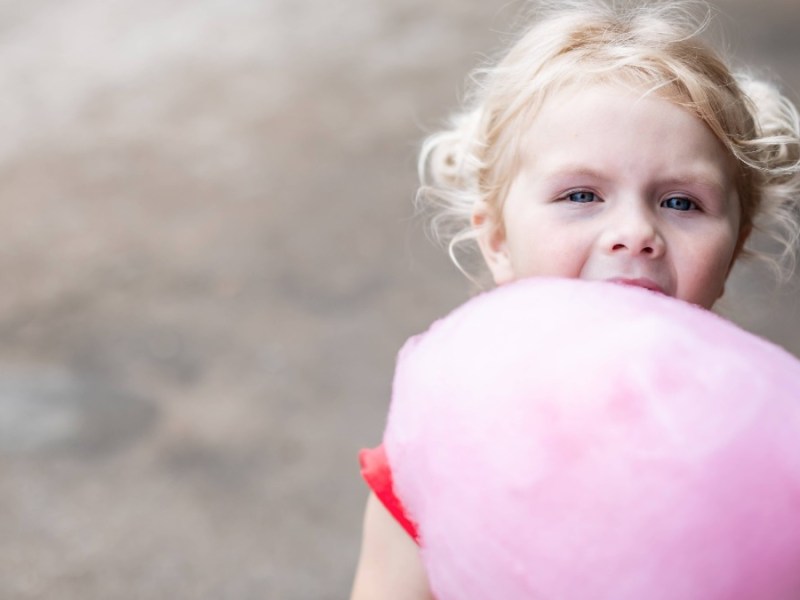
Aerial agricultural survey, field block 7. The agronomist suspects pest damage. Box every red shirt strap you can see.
[359,444,420,544]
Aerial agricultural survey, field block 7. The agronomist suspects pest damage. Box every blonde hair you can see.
[417,0,800,282]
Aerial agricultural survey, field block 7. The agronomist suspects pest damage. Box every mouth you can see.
[606,278,667,296]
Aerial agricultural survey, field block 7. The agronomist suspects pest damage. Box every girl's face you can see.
[474,83,746,309]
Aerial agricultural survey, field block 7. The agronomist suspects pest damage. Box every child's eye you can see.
[662,196,697,211]
[567,191,597,203]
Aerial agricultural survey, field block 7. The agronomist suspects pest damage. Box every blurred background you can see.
[0,0,796,598]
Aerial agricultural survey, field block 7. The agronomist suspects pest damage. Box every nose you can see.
[601,205,665,258]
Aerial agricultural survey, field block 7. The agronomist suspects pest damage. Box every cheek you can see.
[509,235,587,279]
[502,206,595,280]
[709,232,740,275]
[681,236,738,303]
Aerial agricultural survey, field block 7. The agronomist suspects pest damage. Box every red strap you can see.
[359,444,420,544]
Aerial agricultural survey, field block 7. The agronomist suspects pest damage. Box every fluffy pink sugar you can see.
[384,277,800,600]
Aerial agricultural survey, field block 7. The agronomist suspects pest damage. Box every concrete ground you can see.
[0,1,797,598]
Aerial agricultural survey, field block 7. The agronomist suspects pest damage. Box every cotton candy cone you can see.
[384,278,800,600]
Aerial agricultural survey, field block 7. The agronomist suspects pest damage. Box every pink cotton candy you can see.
[384,278,800,600]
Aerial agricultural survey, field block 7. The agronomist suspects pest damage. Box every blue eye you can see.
[662,196,696,211]
[567,191,597,203]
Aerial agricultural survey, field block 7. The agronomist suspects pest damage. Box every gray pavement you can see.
[0,1,797,598]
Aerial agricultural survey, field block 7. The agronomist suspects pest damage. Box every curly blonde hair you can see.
[417,0,800,283]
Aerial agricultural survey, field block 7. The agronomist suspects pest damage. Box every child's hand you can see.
[351,493,434,600]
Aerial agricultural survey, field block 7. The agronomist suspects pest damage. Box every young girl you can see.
[351,1,800,597]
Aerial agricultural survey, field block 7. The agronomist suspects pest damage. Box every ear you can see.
[472,201,515,285]
[718,222,754,301]
[734,222,753,261]
[726,222,753,276]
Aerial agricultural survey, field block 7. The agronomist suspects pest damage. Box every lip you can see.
[606,277,667,296]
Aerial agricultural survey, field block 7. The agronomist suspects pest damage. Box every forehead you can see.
[515,82,736,186]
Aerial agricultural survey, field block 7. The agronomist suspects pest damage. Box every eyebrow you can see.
[541,166,729,195]
[540,166,613,184]
[657,175,728,196]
